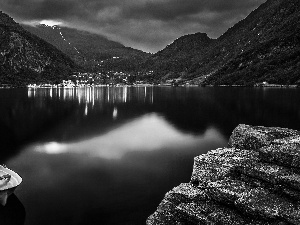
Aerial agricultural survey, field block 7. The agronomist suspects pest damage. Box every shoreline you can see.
[0,83,299,89]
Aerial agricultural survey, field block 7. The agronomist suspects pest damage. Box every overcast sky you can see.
[0,0,266,53]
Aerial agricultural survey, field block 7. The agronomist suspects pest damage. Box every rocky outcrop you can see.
[147,124,300,224]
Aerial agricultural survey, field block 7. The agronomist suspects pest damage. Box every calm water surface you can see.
[1,86,300,225]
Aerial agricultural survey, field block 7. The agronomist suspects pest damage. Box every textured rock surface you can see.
[147,124,300,225]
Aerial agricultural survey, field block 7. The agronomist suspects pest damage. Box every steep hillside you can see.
[145,0,300,85]
[0,11,77,86]
[201,0,300,85]
[141,33,215,80]
[23,24,150,72]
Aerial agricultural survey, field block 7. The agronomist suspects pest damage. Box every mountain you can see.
[145,0,300,85]
[22,24,150,72]
[0,11,77,86]
[141,32,215,81]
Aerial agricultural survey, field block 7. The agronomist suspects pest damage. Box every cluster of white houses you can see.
[27,71,141,88]
[70,71,136,86]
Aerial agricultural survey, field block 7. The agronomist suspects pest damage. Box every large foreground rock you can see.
[147,124,300,225]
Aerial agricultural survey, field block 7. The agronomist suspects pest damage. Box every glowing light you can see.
[84,104,88,116]
[35,142,67,154]
[113,107,118,119]
[40,20,63,26]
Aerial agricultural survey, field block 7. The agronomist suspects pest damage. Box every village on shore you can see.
[1,71,298,89]
[26,71,194,88]
[26,72,299,88]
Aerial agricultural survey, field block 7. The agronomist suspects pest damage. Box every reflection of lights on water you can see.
[151,88,154,104]
[84,104,88,116]
[123,86,127,103]
[107,87,109,102]
[113,107,118,120]
[27,89,36,98]
[92,87,95,107]
[35,142,67,154]
[27,86,154,106]
[63,88,74,100]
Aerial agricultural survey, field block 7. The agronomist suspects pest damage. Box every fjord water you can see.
[1,86,300,225]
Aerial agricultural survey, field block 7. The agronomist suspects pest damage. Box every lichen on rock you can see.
[147,124,300,225]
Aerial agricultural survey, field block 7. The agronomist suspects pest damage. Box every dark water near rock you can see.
[0,86,300,225]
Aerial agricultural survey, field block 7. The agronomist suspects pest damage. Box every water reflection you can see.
[7,114,226,225]
[2,87,300,225]
[0,193,26,225]
[2,87,300,163]
[33,113,225,160]
[27,87,156,121]
[112,107,118,120]
[28,87,154,110]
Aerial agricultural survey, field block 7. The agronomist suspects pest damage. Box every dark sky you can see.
[0,0,266,53]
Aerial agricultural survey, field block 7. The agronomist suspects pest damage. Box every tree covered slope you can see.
[0,11,77,86]
[144,0,300,85]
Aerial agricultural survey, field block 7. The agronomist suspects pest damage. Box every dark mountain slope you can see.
[201,0,300,85]
[145,0,300,85]
[156,33,214,58]
[23,24,150,72]
[141,32,215,80]
[0,11,77,86]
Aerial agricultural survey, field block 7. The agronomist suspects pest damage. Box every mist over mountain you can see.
[22,24,150,72]
[0,11,77,86]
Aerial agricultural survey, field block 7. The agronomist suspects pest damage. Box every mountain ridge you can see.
[201,0,300,85]
[22,24,150,72]
[140,32,215,81]
[1,0,299,86]
[145,0,300,85]
[0,11,78,86]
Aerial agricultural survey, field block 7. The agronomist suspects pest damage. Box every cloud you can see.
[0,0,266,52]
